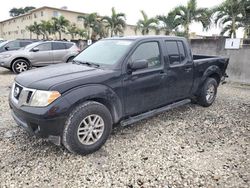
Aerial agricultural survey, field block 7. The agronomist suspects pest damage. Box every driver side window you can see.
[131,42,161,69]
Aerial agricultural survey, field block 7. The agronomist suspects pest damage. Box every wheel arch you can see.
[62,84,123,124]
[11,57,31,68]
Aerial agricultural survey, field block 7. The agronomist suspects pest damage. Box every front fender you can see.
[63,84,123,123]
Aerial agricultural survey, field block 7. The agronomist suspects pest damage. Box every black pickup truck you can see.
[9,36,229,154]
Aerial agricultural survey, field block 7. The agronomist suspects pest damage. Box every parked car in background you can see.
[0,39,36,53]
[0,41,79,73]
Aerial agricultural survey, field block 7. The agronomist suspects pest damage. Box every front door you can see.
[123,41,166,116]
[30,42,53,66]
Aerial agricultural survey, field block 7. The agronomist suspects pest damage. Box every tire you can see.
[66,56,75,63]
[197,78,218,107]
[12,59,30,74]
[63,101,113,155]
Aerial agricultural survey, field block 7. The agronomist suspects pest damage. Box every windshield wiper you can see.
[72,60,100,68]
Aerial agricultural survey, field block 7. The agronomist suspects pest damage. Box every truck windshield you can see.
[74,40,133,67]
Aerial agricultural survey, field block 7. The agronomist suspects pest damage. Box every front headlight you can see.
[0,54,11,59]
[30,90,61,107]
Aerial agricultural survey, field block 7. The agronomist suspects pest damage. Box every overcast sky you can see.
[0,0,244,37]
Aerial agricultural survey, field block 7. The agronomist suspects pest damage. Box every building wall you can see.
[191,38,250,84]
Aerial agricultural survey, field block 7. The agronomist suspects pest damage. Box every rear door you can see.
[52,42,67,64]
[29,42,53,66]
[164,40,193,102]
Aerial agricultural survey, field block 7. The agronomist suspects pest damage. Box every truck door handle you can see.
[184,67,192,72]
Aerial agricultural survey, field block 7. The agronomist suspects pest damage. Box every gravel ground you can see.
[0,67,249,188]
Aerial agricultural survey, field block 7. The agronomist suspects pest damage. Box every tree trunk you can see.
[111,29,114,37]
[59,31,62,40]
[232,16,236,38]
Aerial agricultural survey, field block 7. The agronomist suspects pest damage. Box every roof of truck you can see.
[105,35,186,41]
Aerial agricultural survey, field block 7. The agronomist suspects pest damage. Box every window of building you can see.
[41,11,44,17]
[34,13,37,18]
[131,42,161,69]
[53,11,59,17]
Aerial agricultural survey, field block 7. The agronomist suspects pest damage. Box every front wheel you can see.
[63,101,112,155]
[12,59,30,74]
[197,78,218,107]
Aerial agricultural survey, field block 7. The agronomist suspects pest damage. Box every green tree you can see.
[78,13,99,39]
[10,6,35,17]
[77,28,87,39]
[241,0,250,38]
[136,10,158,35]
[26,21,41,39]
[102,7,126,37]
[67,24,80,40]
[39,20,54,40]
[213,0,245,38]
[52,16,70,40]
[171,0,211,38]
[156,12,181,35]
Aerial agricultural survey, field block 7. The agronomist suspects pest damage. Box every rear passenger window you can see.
[20,41,31,47]
[165,41,186,66]
[36,43,52,51]
[53,42,66,50]
[177,41,186,61]
[131,42,161,69]
[6,41,20,49]
[65,43,73,49]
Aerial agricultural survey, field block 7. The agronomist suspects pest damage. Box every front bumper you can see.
[0,58,12,68]
[9,96,69,141]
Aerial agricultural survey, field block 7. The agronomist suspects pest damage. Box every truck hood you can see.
[15,63,114,92]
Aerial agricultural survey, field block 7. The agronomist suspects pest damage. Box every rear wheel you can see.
[12,59,30,74]
[63,101,112,155]
[197,78,218,107]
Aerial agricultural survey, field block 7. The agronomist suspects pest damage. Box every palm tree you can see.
[156,12,180,35]
[213,0,245,38]
[92,19,109,39]
[40,20,54,40]
[102,7,126,37]
[241,0,250,38]
[52,16,70,40]
[171,0,211,38]
[78,13,99,39]
[77,28,87,39]
[67,24,80,40]
[136,10,158,35]
[26,25,35,39]
[26,21,41,39]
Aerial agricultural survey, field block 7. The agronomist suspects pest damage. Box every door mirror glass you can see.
[32,47,39,52]
[129,59,148,71]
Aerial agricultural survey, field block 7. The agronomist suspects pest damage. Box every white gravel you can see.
[0,67,249,187]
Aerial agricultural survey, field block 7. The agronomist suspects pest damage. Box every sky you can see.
[0,0,244,37]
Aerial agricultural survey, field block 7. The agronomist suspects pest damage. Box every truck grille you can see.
[11,83,35,106]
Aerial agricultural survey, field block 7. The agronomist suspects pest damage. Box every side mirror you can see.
[32,47,39,52]
[129,59,148,71]
[4,46,9,50]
